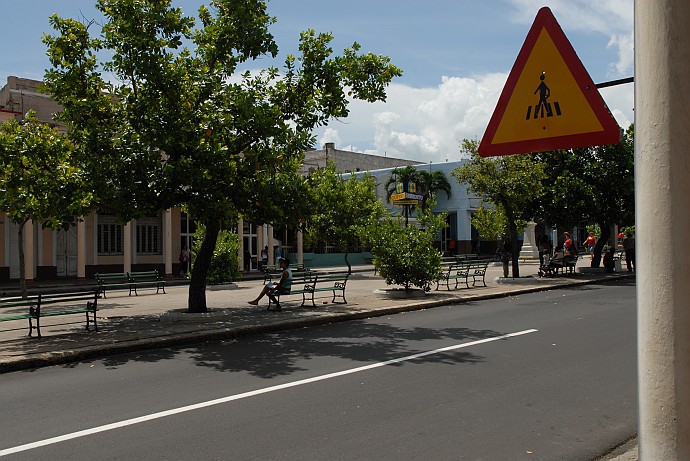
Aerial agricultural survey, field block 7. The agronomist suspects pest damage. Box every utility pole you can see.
[636,1,690,458]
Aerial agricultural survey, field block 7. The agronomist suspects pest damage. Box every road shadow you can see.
[96,318,505,378]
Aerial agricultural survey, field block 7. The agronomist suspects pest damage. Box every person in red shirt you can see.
[563,231,574,255]
[585,232,597,259]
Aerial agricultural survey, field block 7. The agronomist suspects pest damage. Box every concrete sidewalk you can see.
[0,260,638,460]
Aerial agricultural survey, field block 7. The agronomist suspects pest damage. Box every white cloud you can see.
[607,33,634,77]
[312,0,634,163]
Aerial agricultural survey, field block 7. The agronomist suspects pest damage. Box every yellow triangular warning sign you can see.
[479,7,620,157]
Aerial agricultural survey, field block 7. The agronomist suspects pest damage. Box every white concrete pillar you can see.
[238,218,244,272]
[297,228,304,265]
[164,210,172,276]
[77,219,87,278]
[257,224,264,269]
[23,220,34,280]
[124,221,133,273]
[267,224,274,265]
[636,1,690,458]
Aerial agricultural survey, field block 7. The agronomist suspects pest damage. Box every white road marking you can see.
[0,328,537,456]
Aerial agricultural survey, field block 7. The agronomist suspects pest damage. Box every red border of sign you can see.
[478,7,621,157]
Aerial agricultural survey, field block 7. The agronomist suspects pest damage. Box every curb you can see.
[0,274,634,374]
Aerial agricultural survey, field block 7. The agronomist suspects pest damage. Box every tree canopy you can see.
[529,125,635,266]
[452,140,546,278]
[305,163,385,273]
[0,111,93,297]
[42,0,401,312]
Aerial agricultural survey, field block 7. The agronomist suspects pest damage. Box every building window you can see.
[97,215,123,255]
[137,216,163,255]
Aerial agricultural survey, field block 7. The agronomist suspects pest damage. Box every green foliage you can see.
[530,125,635,265]
[471,205,513,240]
[452,140,544,277]
[191,225,241,285]
[531,125,634,230]
[42,0,401,311]
[0,111,94,297]
[586,224,601,238]
[0,112,93,229]
[358,208,445,291]
[305,163,385,252]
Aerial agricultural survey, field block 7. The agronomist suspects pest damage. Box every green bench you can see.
[95,272,130,297]
[436,262,467,290]
[263,263,309,283]
[128,270,166,296]
[0,289,100,338]
[436,260,489,290]
[96,270,166,297]
[265,272,316,309]
[306,272,350,306]
[547,255,577,274]
[268,272,350,309]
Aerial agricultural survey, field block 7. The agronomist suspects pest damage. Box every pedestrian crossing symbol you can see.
[527,72,561,120]
[479,7,620,157]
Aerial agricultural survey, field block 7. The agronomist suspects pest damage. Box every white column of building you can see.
[267,224,274,265]
[4,215,9,267]
[77,220,87,278]
[237,218,244,271]
[257,224,264,268]
[23,220,34,280]
[37,226,44,267]
[124,221,133,273]
[636,1,690,458]
[164,210,172,276]
[297,228,304,265]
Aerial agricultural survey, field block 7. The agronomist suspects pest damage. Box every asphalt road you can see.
[0,279,636,460]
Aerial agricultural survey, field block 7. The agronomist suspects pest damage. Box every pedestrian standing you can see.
[585,232,597,259]
[179,247,190,277]
[623,232,635,272]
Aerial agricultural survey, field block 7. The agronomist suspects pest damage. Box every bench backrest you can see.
[129,270,160,279]
[96,272,129,281]
[314,273,349,284]
[40,290,100,305]
[0,295,40,309]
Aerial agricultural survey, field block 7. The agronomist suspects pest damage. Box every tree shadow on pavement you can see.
[181,320,505,379]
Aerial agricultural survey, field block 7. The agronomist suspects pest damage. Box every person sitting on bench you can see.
[248,257,292,311]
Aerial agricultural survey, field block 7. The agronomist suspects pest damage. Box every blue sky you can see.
[1,0,633,162]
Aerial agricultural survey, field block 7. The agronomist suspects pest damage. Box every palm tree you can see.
[384,166,419,225]
[384,166,452,224]
[415,170,452,211]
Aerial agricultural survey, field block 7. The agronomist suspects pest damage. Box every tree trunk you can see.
[504,204,520,278]
[187,220,221,313]
[591,223,612,268]
[344,251,352,275]
[17,221,28,299]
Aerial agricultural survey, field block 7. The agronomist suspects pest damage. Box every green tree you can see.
[191,225,241,285]
[358,206,445,292]
[383,166,451,223]
[0,112,93,297]
[43,0,401,312]
[305,163,385,273]
[452,140,545,278]
[415,169,452,211]
[470,205,521,241]
[384,166,418,225]
[530,125,634,266]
